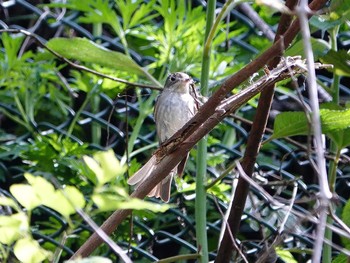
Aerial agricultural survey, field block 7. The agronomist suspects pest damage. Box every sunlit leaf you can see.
[92,193,171,212]
[22,173,84,218]
[24,173,56,201]
[84,150,126,186]
[10,184,41,211]
[46,38,146,76]
[0,196,19,210]
[93,150,126,184]
[65,256,112,263]
[43,191,75,219]
[63,185,86,209]
[275,248,298,263]
[14,237,51,263]
[271,108,350,146]
[83,155,104,184]
[0,213,28,245]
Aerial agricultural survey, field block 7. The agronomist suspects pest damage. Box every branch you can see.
[237,3,275,41]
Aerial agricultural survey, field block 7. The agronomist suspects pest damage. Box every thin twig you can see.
[295,1,332,262]
[213,196,249,263]
[75,209,132,263]
[278,181,298,234]
[237,3,275,41]
[49,177,132,263]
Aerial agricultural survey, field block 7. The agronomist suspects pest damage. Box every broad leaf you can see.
[10,184,41,211]
[14,237,51,263]
[275,248,298,263]
[65,256,112,263]
[271,108,350,149]
[341,198,350,248]
[271,112,309,138]
[320,49,350,77]
[285,37,330,60]
[0,213,28,245]
[46,38,146,76]
[92,193,171,212]
[83,150,126,186]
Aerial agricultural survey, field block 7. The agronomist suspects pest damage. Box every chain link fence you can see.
[1,0,350,262]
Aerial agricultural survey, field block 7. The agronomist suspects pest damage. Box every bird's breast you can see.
[155,92,196,142]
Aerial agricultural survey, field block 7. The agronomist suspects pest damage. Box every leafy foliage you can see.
[271,105,350,149]
[1,0,350,262]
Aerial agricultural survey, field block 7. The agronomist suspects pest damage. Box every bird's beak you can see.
[184,77,193,84]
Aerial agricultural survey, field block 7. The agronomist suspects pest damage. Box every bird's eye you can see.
[170,75,176,82]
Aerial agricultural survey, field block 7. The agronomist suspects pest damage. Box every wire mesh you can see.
[1,0,350,262]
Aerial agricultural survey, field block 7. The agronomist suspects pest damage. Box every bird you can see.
[128,72,197,202]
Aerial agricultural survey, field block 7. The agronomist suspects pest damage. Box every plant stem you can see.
[64,82,101,140]
[323,24,340,263]
[91,23,103,145]
[124,90,157,162]
[13,91,34,134]
[204,0,245,51]
[196,0,216,262]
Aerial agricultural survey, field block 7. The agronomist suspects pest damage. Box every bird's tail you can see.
[127,155,157,186]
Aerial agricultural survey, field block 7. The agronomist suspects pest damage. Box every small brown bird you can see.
[128,72,197,202]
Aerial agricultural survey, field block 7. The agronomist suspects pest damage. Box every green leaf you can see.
[275,248,298,263]
[83,155,103,184]
[341,198,350,248]
[21,173,84,218]
[332,253,348,263]
[0,213,28,245]
[65,256,112,263]
[10,184,41,211]
[24,173,56,201]
[43,191,76,219]
[118,198,171,212]
[117,0,158,30]
[321,108,350,131]
[63,185,86,210]
[14,237,51,263]
[271,108,350,143]
[271,112,309,139]
[83,150,126,186]
[0,196,20,210]
[320,49,350,77]
[326,128,350,149]
[207,181,230,202]
[309,15,345,31]
[309,0,350,31]
[285,37,330,60]
[92,193,171,212]
[46,37,145,76]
